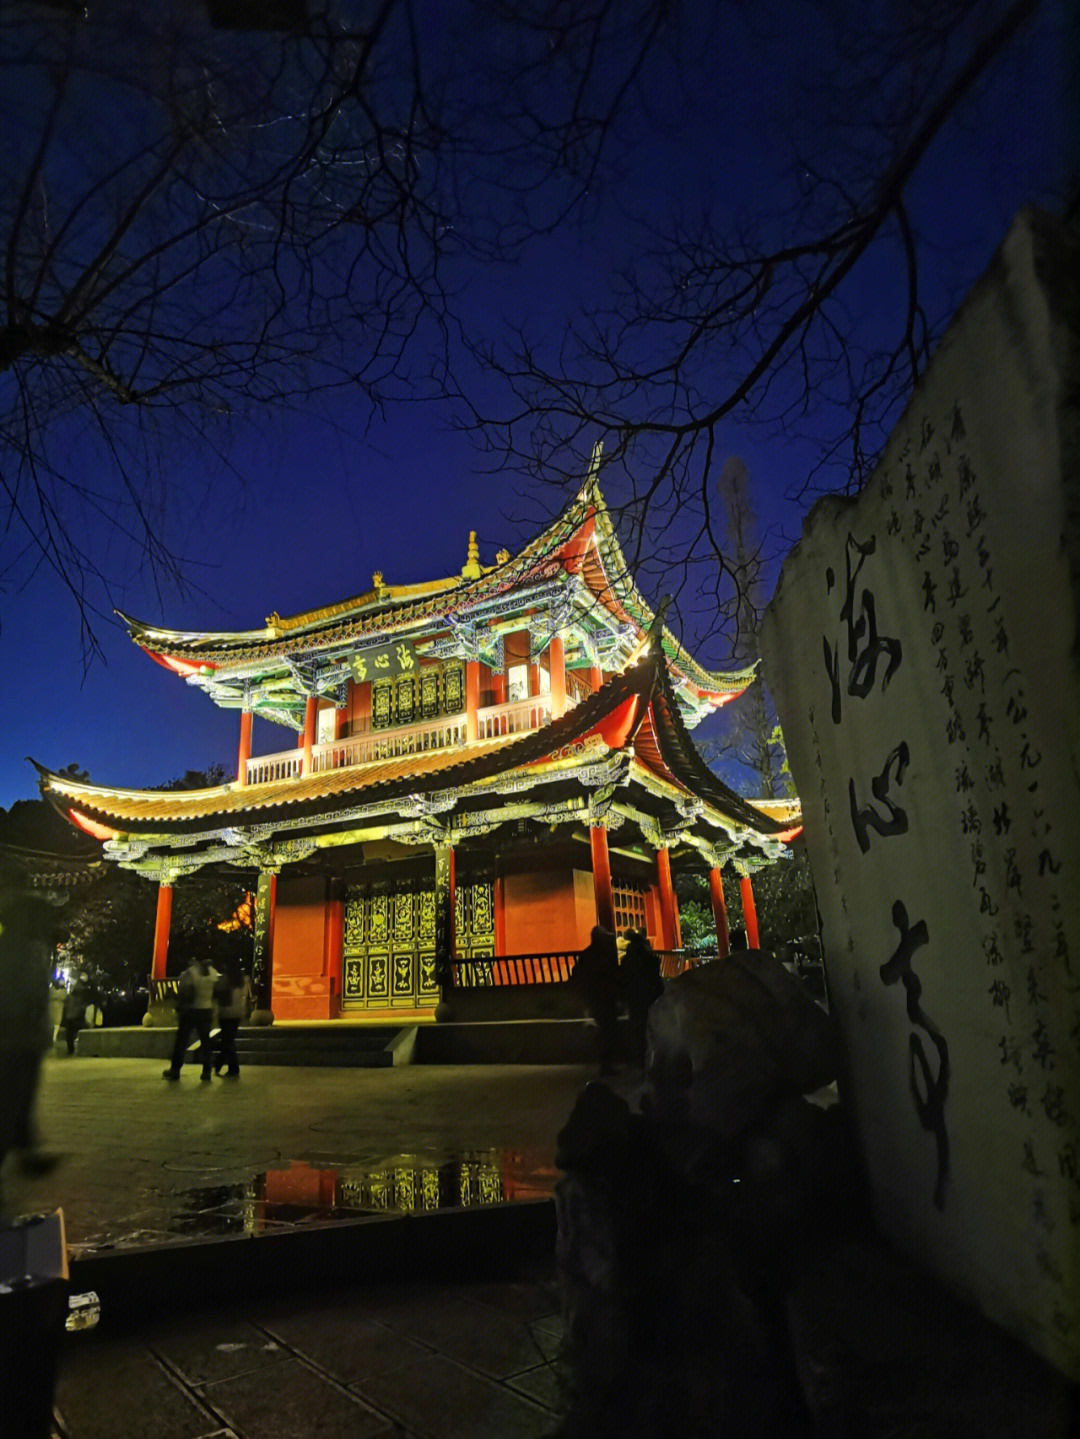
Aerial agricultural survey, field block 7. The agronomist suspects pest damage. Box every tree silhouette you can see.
[1,0,672,652]
[463,0,1068,643]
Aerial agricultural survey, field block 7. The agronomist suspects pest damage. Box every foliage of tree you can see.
[676,848,818,953]
[675,897,715,953]
[59,863,253,987]
[4,763,251,986]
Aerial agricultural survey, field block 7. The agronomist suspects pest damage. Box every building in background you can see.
[37,463,798,1022]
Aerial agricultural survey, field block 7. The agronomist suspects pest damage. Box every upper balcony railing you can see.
[244,693,563,786]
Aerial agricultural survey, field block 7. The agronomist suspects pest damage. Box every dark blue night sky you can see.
[0,2,1067,807]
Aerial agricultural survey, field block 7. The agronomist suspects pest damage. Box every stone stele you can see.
[759,208,1080,1381]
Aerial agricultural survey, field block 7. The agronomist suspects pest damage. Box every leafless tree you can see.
[462,0,1070,650]
[702,457,792,797]
[0,0,677,654]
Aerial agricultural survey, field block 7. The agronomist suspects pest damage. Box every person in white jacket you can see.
[162,953,220,1081]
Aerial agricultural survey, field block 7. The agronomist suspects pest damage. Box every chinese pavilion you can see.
[37,464,798,1022]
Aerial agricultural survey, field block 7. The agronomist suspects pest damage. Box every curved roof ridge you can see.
[117,609,277,648]
[574,462,759,696]
[636,648,789,836]
[31,758,235,806]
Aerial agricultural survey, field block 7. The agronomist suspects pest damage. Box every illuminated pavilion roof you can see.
[36,648,796,882]
[118,461,757,731]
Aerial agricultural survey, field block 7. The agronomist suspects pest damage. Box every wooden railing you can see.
[309,713,468,772]
[452,953,579,987]
[475,694,552,740]
[244,693,566,786]
[450,947,704,987]
[149,978,181,1006]
[247,751,304,785]
[656,949,716,978]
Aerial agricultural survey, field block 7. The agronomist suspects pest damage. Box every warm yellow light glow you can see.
[68,808,118,841]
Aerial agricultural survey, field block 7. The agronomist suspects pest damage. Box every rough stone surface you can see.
[645,950,838,1137]
[552,1081,810,1436]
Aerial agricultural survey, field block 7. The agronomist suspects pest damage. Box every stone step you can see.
[233,1027,398,1051]
[206,1047,393,1068]
[75,1024,409,1066]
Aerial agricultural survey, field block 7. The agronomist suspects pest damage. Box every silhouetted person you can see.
[621,929,664,1070]
[0,867,66,1194]
[61,972,93,1056]
[729,926,748,952]
[163,954,219,1081]
[213,958,253,1077]
[576,925,620,1075]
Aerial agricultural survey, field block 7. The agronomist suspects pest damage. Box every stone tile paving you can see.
[54,1277,569,1439]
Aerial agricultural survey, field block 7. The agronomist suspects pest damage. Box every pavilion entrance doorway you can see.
[341,879,495,1009]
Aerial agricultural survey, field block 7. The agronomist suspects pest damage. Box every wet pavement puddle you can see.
[69,1148,558,1254]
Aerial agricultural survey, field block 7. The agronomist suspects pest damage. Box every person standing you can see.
[162,953,219,1081]
[621,929,664,1071]
[61,972,92,1056]
[0,860,66,1189]
[213,958,253,1078]
[575,924,620,1076]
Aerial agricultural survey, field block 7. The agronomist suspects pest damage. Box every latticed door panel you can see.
[343,885,447,1007]
[454,881,496,984]
[454,881,495,959]
[344,879,494,1007]
[417,890,440,999]
[613,883,648,936]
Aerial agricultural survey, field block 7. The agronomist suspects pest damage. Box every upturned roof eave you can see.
[639,652,791,836]
[572,474,756,697]
[115,483,597,663]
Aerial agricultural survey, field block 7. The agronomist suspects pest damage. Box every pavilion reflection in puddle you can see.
[169,1149,556,1239]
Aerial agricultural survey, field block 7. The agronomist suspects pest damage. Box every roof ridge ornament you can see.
[461,531,483,580]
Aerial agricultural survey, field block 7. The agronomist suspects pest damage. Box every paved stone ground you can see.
[53,1274,567,1439]
[3,1051,590,1439]
[7,1052,592,1252]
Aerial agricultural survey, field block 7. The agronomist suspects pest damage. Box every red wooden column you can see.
[492,671,508,706]
[588,664,603,692]
[739,871,761,949]
[589,824,616,933]
[708,866,730,958]
[302,695,318,774]
[151,882,173,980]
[528,659,540,698]
[656,847,678,952]
[549,635,567,719]
[237,709,252,786]
[465,660,481,742]
[323,879,345,1007]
